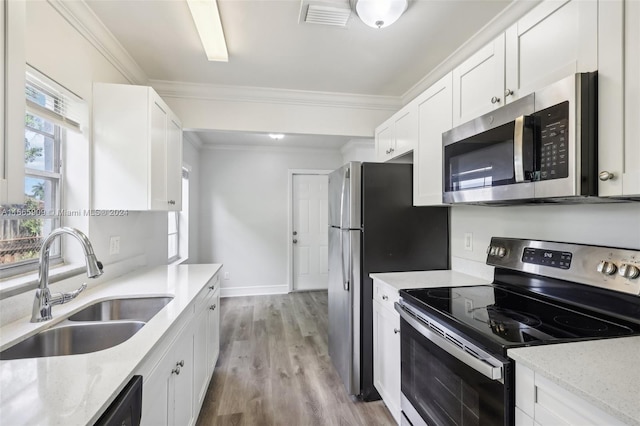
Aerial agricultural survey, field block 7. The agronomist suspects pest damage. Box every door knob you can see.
[599,171,615,181]
[293,239,298,244]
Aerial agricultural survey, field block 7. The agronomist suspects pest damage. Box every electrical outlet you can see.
[224,272,230,280]
[109,236,120,255]
[464,233,473,251]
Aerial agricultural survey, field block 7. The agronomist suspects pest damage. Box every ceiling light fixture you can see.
[186,0,229,62]
[352,0,408,29]
[269,134,285,140]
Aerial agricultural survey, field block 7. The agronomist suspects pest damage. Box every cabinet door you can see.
[172,326,195,426]
[414,72,452,206]
[207,289,221,374]
[452,33,505,126]
[0,0,25,204]
[393,104,417,158]
[373,300,401,424]
[505,0,597,102]
[623,0,640,196]
[149,96,168,210]
[375,120,394,162]
[167,115,183,211]
[141,346,175,426]
[193,303,209,412]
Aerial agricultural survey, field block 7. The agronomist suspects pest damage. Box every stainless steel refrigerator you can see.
[328,162,449,401]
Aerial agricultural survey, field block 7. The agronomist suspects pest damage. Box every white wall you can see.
[341,139,376,163]
[183,137,201,263]
[450,203,640,279]
[199,146,343,296]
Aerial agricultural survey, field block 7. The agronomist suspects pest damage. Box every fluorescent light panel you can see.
[186,0,229,62]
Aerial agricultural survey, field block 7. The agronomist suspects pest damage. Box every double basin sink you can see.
[0,296,173,360]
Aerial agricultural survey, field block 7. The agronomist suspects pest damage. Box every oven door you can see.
[396,303,513,426]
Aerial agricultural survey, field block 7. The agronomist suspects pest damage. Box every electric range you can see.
[396,237,640,426]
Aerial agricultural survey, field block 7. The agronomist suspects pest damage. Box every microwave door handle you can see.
[514,115,526,183]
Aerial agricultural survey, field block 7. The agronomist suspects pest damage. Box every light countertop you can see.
[370,270,490,291]
[0,263,221,426]
[509,337,640,426]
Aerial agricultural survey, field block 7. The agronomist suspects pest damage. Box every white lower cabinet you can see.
[372,281,401,425]
[139,274,221,426]
[515,363,626,426]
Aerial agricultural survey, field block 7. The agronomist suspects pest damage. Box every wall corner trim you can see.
[46,0,149,85]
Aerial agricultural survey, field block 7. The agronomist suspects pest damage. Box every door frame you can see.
[287,169,333,293]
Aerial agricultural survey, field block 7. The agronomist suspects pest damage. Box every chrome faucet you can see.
[31,227,104,322]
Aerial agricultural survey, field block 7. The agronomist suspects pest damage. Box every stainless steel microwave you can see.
[442,72,597,204]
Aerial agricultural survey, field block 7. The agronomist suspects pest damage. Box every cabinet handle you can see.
[389,148,394,153]
[504,89,513,98]
[168,200,176,205]
[385,149,390,154]
[209,285,215,290]
[177,360,184,367]
[210,304,217,310]
[172,366,181,375]
[394,328,400,334]
[491,96,501,104]
[599,171,615,181]
[382,295,388,301]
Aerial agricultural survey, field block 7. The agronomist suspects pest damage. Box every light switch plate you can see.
[464,233,473,251]
[109,236,120,255]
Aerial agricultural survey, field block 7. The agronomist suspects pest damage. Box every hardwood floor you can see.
[196,291,395,426]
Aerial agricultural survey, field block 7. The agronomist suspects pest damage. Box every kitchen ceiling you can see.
[85,0,511,149]
[188,129,367,149]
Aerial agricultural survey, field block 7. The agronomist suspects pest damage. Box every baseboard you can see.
[220,284,289,298]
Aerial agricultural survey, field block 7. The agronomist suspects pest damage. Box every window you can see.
[0,68,82,275]
[168,167,189,263]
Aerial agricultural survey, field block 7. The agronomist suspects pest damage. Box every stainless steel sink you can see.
[68,296,173,322]
[0,321,145,360]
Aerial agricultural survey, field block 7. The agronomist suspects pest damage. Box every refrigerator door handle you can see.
[340,166,350,291]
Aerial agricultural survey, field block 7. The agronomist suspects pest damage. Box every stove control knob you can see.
[496,247,507,258]
[618,264,640,279]
[596,260,618,276]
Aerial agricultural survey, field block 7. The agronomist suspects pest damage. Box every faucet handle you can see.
[52,283,87,305]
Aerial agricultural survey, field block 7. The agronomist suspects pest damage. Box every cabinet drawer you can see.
[194,274,220,311]
[373,279,399,311]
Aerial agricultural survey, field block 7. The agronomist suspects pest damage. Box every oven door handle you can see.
[396,303,504,381]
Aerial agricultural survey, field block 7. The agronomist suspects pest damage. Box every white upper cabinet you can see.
[375,102,417,162]
[0,0,25,205]
[452,33,505,126]
[505,0,598,101]
[414,72,453,206]
[452,0,597,128]
[598,0,640,197]
[93,83,183,211]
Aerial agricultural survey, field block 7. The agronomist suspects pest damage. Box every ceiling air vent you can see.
[300,1,352,27]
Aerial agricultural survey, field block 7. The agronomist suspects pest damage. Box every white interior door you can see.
[293,174,329,291]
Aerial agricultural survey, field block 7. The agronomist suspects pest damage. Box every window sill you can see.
[0,263,86,300]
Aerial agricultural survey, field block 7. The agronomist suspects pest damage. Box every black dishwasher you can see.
[94,375,143,426]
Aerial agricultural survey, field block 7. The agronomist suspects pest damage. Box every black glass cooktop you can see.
[401,285,640,351]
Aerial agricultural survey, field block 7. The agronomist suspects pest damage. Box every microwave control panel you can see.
[537,101,569,181]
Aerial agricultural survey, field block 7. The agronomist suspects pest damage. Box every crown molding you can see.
[401,0,543,104]
[201,143,342,155]
[183,132,204,149]
[47,0,149,85]
[150,79,402,111]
